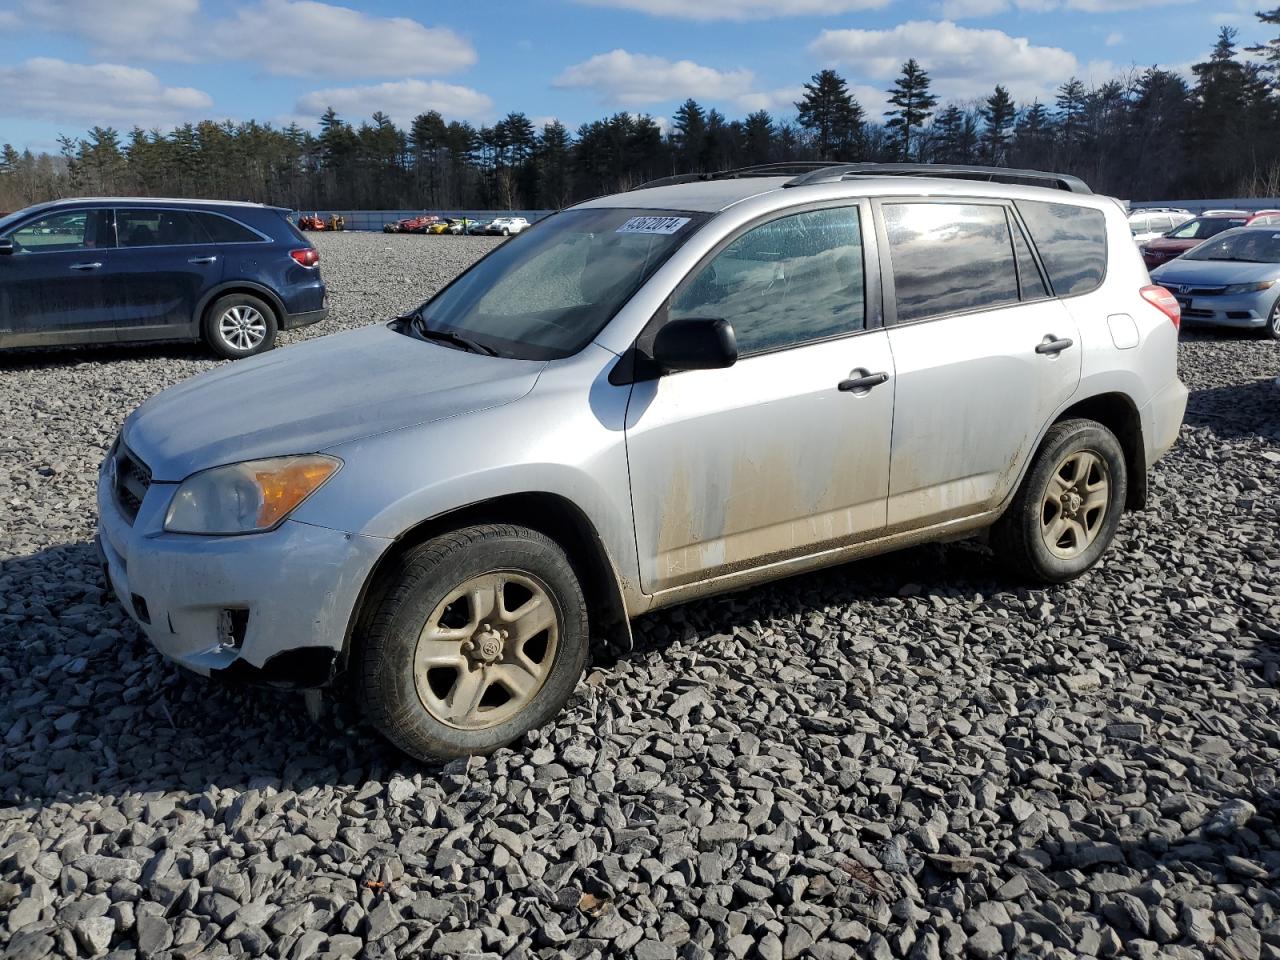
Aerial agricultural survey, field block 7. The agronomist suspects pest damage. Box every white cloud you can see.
[555,50,755,106]
[19,0,200,59]
[811,20,1083,102]
[940,0,1194,14]
[16,0,474,78]
[0,58,213,127]
[209,0,474,77]
[735,86,807,114]
[1105,31,1125,46]
[555,51,815,115]
[573,0,892,18]
[295,80,492,126]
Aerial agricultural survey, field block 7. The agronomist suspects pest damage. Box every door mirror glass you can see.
[651,317,737,373]
[0,238,13,255]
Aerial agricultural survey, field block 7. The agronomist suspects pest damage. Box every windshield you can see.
[1184,229,1280,263]
[405,207,706,359]
[1168,217,1247,240]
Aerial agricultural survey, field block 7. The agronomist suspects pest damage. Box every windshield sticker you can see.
[617,216,690,235]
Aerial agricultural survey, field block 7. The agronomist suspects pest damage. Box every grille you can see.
[114,443,152,524]
[1171,285,1226,297]
[1182,307,1215,319]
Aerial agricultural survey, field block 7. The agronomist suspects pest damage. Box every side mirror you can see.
[651,317,738,373]
[0,239,13,256]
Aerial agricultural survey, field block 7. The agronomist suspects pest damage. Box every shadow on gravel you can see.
[0,340,209,370]
[1184,377,1280,440]
[2,535,1002,810]
[0,541,409,812]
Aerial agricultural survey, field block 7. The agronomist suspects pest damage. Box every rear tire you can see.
[203,293,277,360]
[359,524,589,761]
[991,419,1127,584]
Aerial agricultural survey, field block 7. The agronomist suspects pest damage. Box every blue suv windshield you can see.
[406,207,707,360]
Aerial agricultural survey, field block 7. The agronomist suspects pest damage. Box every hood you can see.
[1151,258,1280,287]
[124,323,544,481]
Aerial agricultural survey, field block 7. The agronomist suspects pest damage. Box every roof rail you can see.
[630,162,844,192]
[783,163,1092,195]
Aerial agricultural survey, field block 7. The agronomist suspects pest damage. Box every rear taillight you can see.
[290,248,319,267]
[1141,284,1180,330]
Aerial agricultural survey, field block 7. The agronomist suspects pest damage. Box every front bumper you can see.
[1175,290,1275,330]
[96,456,388,682]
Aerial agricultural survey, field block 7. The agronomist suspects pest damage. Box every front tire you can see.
[991,419,1127,584]
[203,293,277,359]
[359,524,589,761]
[1265,298,1280,340]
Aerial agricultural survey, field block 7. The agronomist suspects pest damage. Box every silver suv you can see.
[97,163,1188,760]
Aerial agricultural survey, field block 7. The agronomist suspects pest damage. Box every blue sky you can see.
[0,0,1272,152]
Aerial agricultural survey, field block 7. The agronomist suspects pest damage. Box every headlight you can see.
[1221,280,1276,295]
[164,455,341,535]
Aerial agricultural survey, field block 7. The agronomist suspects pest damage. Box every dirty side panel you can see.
[625,332,895,594]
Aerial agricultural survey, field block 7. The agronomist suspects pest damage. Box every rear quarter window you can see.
[197,213,264,244]
[1015,200,1108,296]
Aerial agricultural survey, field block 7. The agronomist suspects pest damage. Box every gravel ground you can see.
[2,229,1279,960]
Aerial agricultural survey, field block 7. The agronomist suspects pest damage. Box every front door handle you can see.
[1036,336,1074,355]
[69,261,102,271]
[188,255,217,265]
[838,370,890,393]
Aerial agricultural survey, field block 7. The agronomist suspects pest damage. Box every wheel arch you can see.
[196,281,287,329]
[340,491,633,680]
[1053,391,1146,510]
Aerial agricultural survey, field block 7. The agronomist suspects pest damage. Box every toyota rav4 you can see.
[97,163,1188,760]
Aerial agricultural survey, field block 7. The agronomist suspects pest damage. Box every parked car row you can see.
[0,198,327,358]
[383,215,532,236]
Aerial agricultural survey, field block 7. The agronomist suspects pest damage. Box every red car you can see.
[1141,212,1250,268]
[1245,209,1280,227]
[383,214,440,234]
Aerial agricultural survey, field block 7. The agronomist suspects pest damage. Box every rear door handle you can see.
[188,255,217,265]
[69,261,102,271]
[838,370,890,392]
[1036,336,1074,355]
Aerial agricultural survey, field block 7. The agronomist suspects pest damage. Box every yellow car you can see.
[429,219,462,235]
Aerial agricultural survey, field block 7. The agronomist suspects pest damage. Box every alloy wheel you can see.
[218,305,267,352]
[1040,449,1111,560]
[412,571,560,730]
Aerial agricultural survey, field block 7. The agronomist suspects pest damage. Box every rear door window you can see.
[117,209,204,248]
[883,202,1019,323]
[1015,200,1107,296]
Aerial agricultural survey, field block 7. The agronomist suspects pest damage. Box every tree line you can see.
[2,12,1278,214]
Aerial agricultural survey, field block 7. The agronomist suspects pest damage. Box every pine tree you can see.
[1246,6,1280,87]
[981,85,1016,165]
[743,110,774,165]
[795,69,864,160]
[672,99,707,172]
[884,59,938,161]
[1055,78,1087,147]
[932,105,965,162]
[536,120,572,209]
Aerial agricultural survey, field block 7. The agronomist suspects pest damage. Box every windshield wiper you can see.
[406,313,498,356]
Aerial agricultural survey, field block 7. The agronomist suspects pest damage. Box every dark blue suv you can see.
[0,198,327,358]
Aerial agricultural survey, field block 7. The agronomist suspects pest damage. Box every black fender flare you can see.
[194,281,288,330]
